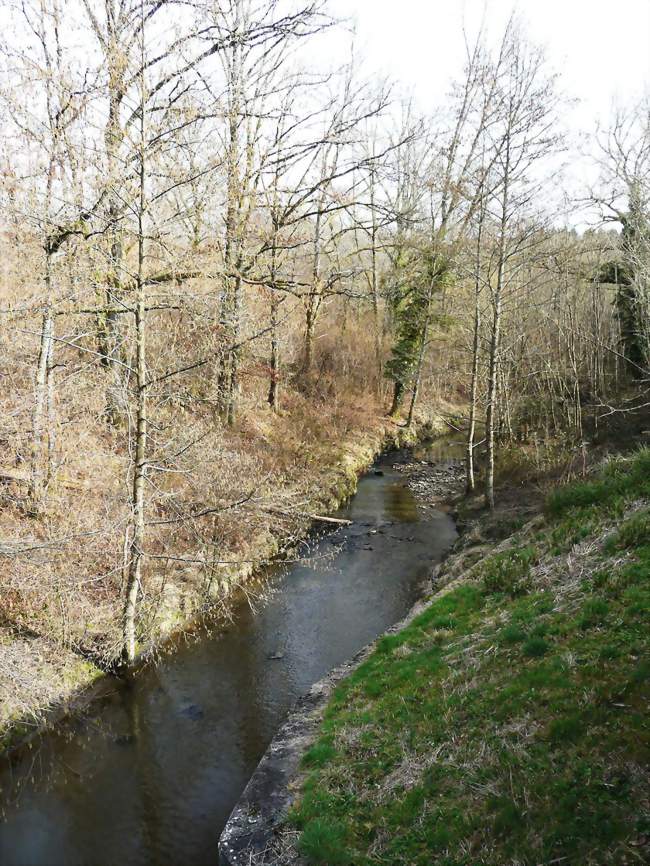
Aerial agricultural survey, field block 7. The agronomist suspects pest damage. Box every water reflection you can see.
[384,480,420,523]
[413,435,467,465]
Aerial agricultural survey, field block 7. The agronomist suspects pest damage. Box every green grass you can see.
[605,508,650,552]
[479,545,538,597]
[303,738,338,768]
[298,818,351,865]
[546,448,650,518]
[288,449,650,865]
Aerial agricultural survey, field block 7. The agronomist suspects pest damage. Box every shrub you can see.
[546,479,610,516]
[490,797,525,836]
[376,634,403,654]
[599,644,620,660]
[548,714,583,744]
[499,623,527,645]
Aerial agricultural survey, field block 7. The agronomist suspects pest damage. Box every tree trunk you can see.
[268,292,280,411]
[122,262,147,664]
[219,20,243,421]
[369,163,382,386]
[225,274,242,426]
[406,274,437,428]
[485,290,502,510]
[486,141,510,510]
[102,52,128,423]
[389,380,404,417]
[122,37,148,665]
[303,208,323,377]
[122,298,146,664]
[303,302,315,378]
[405,376,420,429]
[29,252,55,511]
[466,246,482,494]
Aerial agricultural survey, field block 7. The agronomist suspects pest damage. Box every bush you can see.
[499,623,527,645]
[548,714,583,744]
[547,479,611,516]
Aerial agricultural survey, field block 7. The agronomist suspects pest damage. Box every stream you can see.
[0,444,460,866]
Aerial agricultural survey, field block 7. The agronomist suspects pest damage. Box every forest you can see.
[0,0,648,763]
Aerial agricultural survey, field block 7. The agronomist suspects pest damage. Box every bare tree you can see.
[591,99,650,376]
[0,0,97,510]
[480,19,563,508]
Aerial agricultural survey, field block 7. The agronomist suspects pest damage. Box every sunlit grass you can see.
[288,449,650,865]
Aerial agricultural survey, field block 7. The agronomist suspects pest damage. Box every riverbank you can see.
[0,406,456,755]
[220,447,650,866]
[0,427,461,866]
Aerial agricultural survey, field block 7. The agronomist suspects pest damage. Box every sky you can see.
[327,0,650,128]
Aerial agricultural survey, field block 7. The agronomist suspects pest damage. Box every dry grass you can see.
[0,262,419,747]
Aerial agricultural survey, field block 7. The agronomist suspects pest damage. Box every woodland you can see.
[0,0,648,701]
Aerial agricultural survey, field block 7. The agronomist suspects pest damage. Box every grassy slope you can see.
[289,450,650,866]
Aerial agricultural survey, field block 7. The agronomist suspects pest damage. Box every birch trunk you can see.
[466,199,484,494]
[486,139,511,510]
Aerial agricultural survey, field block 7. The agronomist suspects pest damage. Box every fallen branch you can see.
[309,514,352,525]
[262,506,353,526]
[0,469,28,485]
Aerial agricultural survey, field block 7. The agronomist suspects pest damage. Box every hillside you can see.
[0,398,439,752]
[280,449,650,865]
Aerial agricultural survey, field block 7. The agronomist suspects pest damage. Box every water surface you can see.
[0,448,457,866]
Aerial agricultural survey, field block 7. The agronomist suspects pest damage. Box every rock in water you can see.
[180,703,204,720]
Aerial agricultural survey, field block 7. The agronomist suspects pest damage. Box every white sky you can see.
[328,0,650,128]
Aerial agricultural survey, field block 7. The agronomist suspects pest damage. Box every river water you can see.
[0,445,459,866]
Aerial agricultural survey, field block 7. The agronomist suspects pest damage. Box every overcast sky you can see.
[327,0,650,129]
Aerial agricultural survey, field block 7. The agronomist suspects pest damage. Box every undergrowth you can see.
[288,448,650,865]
